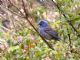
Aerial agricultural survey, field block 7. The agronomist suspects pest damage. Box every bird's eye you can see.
[38,23,42,25]
[39,23,42,25]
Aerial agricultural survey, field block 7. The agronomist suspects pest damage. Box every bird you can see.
[38,20,60,41]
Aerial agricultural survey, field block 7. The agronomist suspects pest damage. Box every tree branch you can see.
[8,0,25,17]
[67,28,72,51]
[21,0,54,50]
[51,0,80,38]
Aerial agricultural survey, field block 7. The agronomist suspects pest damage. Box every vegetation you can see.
[0,0,80,60]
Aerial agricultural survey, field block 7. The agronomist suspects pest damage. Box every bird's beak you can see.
[38,23,40,25]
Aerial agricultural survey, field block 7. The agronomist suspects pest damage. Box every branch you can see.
[51,0,80,38]
[67,28,72,52]
[7,0,25,17]
[21,0,54,50]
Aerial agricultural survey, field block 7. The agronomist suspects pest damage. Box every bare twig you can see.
[7,0,24,17]
[0,25,11,33]
[21,0,54,50]
[0,4,24,18]
[67,28,72,50]
[7,8,25,18]
[51,0,80,38]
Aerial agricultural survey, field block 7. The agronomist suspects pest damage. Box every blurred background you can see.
[0,0,80,60]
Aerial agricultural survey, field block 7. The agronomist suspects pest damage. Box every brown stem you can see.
[21,0,54,50]
[67,29,72,48]
[8,0,24,17]
[51,0,80,38]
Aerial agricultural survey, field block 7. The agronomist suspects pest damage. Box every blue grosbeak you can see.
[38,20,60,41]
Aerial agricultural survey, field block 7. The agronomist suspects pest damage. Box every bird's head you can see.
[38,20,48,28]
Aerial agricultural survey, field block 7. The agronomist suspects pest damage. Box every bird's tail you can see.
[53,36,61,41]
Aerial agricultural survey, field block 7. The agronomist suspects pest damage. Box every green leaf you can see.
[0,31,3,36]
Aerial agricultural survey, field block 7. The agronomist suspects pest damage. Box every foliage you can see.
[0,0,80,60]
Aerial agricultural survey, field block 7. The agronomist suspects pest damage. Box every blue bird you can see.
[38,20,60,41]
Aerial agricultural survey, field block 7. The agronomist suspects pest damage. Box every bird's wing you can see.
[44,26,60,40]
